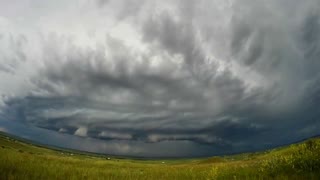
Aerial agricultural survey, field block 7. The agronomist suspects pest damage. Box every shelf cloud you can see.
[0,0,320,157]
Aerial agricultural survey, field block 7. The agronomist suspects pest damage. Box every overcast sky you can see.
[0,0,320,157]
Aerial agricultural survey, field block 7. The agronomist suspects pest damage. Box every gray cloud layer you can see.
[0,0,320,157]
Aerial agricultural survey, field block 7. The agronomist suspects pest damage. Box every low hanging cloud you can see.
[0,0,320,157]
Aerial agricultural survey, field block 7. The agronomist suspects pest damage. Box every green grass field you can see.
[0,133,320,180]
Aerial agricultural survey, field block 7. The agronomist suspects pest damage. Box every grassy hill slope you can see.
[0,133,320,180]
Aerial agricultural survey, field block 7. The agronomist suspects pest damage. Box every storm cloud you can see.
[0,0,320,157]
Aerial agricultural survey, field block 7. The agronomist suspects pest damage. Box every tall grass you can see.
[0,134,320,179]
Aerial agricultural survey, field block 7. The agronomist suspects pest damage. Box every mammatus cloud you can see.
[0,0,320,157]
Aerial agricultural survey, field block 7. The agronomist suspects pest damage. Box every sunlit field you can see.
[0,133,319,180]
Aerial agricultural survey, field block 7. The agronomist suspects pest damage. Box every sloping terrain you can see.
[0,133,320,180]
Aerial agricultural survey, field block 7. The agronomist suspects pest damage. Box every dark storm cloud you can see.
[1,0,320,157]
